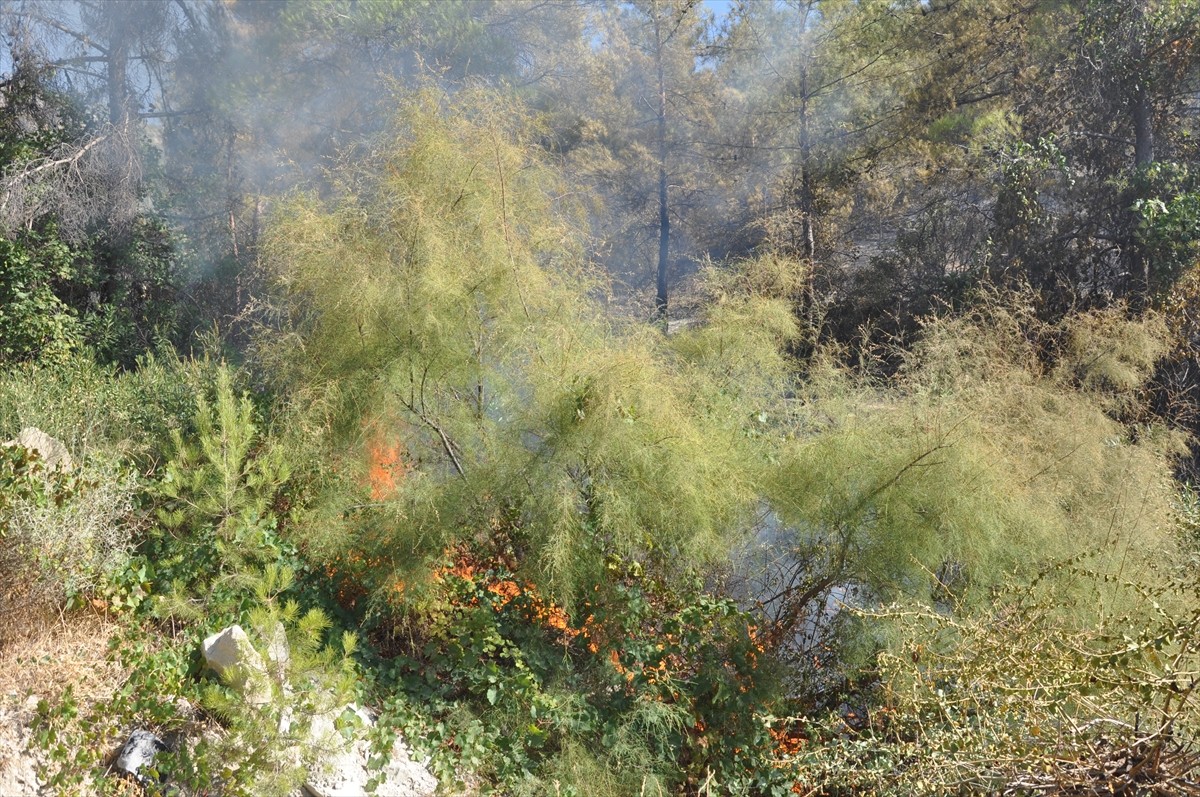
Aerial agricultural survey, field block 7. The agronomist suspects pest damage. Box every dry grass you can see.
[0,609,122,796]
[0,608,122,703]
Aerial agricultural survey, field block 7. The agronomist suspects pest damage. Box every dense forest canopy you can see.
[1,1,1199,795]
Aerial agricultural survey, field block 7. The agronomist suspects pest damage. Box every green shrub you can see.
[760,297,1185,664]
[2,452,138,607]
[0,437,57,532]
[34,567,359,797]
[373,554,791,795]
[257,88,780,613]
[0,351,210,462]
[0,232,84,363]
[149,365,295,623]
[1132,162,1200,296]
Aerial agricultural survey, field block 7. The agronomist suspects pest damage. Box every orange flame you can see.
[367,436,407,500]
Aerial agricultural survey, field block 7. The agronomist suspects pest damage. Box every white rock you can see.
[304,737,436,797]
[303,705,436,797]
[3,427,72,471]
[201,625,272,705]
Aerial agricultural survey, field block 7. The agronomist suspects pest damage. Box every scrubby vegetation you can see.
[2,1,1200,795]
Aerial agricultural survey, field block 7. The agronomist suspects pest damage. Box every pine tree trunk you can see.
[798,81,815,263]
[1130,0,1154,298]
[1131,0,1154,169]
[657,166,669,317]
[1132,86,1154,168]
[107,21,129,128]
[797,3,817,326]
[654,18,670,319]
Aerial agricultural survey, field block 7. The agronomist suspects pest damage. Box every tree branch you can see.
[1,134,108,200]
[25,13,108,55]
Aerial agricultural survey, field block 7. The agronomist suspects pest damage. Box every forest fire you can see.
[5,1,1200,793]
[434,548,582,642]
[366,433,407,500]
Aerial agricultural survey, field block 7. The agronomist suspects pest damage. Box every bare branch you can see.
[0,133,108,199]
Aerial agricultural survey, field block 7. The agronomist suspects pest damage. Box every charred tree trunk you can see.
[654,13,670,320]
[1131,0,1155,170]
[107,38,128,128]
[796,2,817,327]
[1133,87,1155,168]
[100,3,139,299]
[798,74,815,263]
[1129,0,1154,298]
[104,1,134,130]
[1131,84,1154,299]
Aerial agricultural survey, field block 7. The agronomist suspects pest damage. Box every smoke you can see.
[0,0,976,319]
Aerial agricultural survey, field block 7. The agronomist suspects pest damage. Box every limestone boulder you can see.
[201,625,272,705]
[304,705,436,797]
[3,427,72,471]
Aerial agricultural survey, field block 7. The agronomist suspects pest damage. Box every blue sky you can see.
[705,0,737,22]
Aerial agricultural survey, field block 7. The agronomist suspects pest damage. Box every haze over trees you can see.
[1,1,1200,795]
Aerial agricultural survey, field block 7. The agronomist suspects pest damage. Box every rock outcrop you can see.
[202,624,436,797]
[3,427,73,471]
[0,698,42,797]
[305,706,437,797]
[202,624,274,706]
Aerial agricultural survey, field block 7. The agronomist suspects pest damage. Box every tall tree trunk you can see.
[654,14,670,319]
[798,75,814,262]
[1132,83,1154,298]
[1129,0,1154,298]
[796,1,815,262]
[797,2,816,326]
[101,4,137,290]
[657,161,670,317]
[1132,86,1154,168]
[1131,0,1154,169]
[106,13,130,128]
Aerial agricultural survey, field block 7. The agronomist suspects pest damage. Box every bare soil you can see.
[0,610,122,796]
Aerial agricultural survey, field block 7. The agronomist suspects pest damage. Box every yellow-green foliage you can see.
[768,297,1184,616]
[794,582,1200,795]
[669,254,801,415]
[0,351,211,460]
[259,85,1184,635]
[259,89,788,605]
[1057,305,1171,402]
[242,87,1193,797]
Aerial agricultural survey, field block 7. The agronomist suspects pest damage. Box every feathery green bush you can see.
[762,297,1184,648]
[257,89,786,612]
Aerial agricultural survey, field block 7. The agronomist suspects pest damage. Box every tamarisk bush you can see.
[256,89,789,613]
